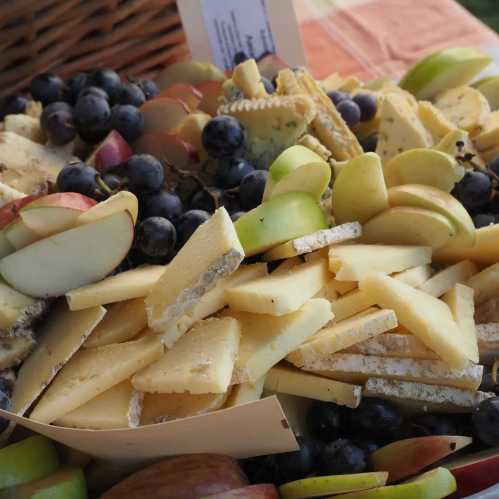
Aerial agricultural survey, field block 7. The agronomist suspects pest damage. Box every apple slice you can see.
[0,231,14,258]
[235,192,328,257]
[0,211,134,298]
[3,218,39,250]
[76,191,138,226]
[384,148,463,192]
[362,207,456,250]
[474,76,499,111]
[140,97,190,135]
[159,83,203,110]
[202,484,279,498]
[388,184,475,248]
[156,61,226,90]
[0,195,39,229]
[19,193,97,237]
[87,130,132,173]
[195,81,224,116]
[400,47,492,99]
[332,152,388,224]
[257,53,289,80]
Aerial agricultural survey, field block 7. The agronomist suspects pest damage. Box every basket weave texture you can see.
[0,0,189,98]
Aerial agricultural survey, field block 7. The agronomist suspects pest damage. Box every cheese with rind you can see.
[393,264,433,288]
[224,377,265,407]
[476,298,499,324]
[419,260,478,297]
[467,262,499,304]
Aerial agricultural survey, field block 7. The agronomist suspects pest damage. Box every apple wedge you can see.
[140,97,190,135]
[384,148,463,192]
[176,112,211,160]
[87,130,132,173]
[159,83,203,110]
[0,211,134,298]
[155,60,226,90]
[195,80,224,116]
[474,76,499,111]
[76,191,138,226]
[0,196,39,229]
[3,218,39,250]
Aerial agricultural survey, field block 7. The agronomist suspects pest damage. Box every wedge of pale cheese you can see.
[12,302,106,416]
[159,263,267,347]
[226,259,328,316]
[288,309,398,366]
[330,289,377,322]
[359,272,470,368]
[475,297,499,324]
[329,245,432,281]
[419,260,478,297]
[132,317,240,394]
[329,279,357,296]
[146,208,244,346]
[417,101,456,142]
[224,377,266,408]
[264,365,361,408]
[364,378,494,413]
[392,264,434,288]
[29,335,163,424]
[298,353,483,390]
[66,265,165,311]
[224,298,332,383]
[467,262,499,305]
[140,391,229,425]
[443,284,479,363]
[314,280,339,302]
[272,257,302,275]
[54,381,142,429]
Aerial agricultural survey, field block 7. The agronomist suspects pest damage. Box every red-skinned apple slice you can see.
[20,193,97,237]
[195,81,224,116]
[0,196,39,229]
[77,191,138,226]
[155,61,226,90]
[201,484,279,498]
[0,211,134,298]
[159,83,203,110]
[3,218,38,250]
[88,130,132,173]
[257,54,289,80]
[140,98,190,134]
[176,113,211,161]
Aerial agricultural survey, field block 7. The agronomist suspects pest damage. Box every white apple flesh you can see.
[4,219,38,250]
[76,191,138,226]
[140,97,190,134]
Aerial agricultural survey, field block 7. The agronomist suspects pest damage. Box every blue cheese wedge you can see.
[146,208,244,347]
[132,317,240,394]
[264,365,361,408]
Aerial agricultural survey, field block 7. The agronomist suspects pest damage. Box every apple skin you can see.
[100,454,248,499]
[201,484,279,498]
[88,130,132,173]
[159,83,203,110]
[195,81,224,116]
[0,195,39,229]
[140,97,191,135]
[176,112,211,161]
[156,61,226,91]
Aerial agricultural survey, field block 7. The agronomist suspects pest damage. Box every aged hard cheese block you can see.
[314,280,339,302]
[224,377,266,407]
[84,298,147,348]
[443,284,479,363]
[0,334,35,370]
[159,263,267,347]
[393,264,433,288]
[419,260,478,297]
[301,353,483,390]
[329,245,432,281]
[417,101,456,142]
[224,298,333,383]
[359,273,470,368]
[330,289,377,322]
[54,381,142,429]
[364,378,494,413]
[288,309,398,366]
[29,335,163,424]
[467,262,499,305]
[146,208,244,346]
[12,302,106,415]
[66,265,165,311]
[329,279,357,296]
[264,365,361,408]
[226,259,328,316]
[132,317,240,394]
[272,257,302,276]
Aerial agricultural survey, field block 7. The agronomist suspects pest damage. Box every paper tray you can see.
[0,396,298,462]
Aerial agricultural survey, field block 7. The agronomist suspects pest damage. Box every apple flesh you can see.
[0,435,59,490]
[100,454,248,499]
[0,195,39,229]
[400,47,492,99]
[0,210,134,298]
[156,61,226,91]
[201,484,279,498]
[474,76,499,111]
[159,83,203,110]
[140,98,190,135]
[235,192,328,257]
[3,218,39,250]
[195,81,224,116]
[87,130,132,173]
[76,191,138,226]
[0,232,14,258]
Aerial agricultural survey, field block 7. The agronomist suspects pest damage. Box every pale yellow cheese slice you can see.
[264,365,361,408]
[419,260,478,297]
[467,262,499,304]
[473,110,499,150]
[224,377,266,408]
[272,257,302,275]
[329,279,357,296]
[314,280,339,302]
[29,335,163,424]
[330,289,377,322]
[393,264,434,288]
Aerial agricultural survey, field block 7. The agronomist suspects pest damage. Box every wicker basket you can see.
[0,0,190,98]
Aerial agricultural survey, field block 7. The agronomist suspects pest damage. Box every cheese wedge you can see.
[132,317,240,394]
[272,257,302,275]
[226,259,328,316]
[419,260,478,297]
[4,114,44,143]
[329,245,432,281]
[54,381,142,429]
[263,223,362,261]
[343,333,438,360]
[264,365,361,408]
[224,377,266,407]
[330,289,377,321]
[417,101,456,142]
[443,284,479,363]
[0,334,36,370]
[359,273,470,368]
[288,309,398,366]
[364,378,494,413]
[393,264,433,288]
[12,302,106,416]
[467,262,499,305]
[299,353,483,390]
[223,298,333,383]
[66,265,165,311]
[232,59,268,99]
[314,280,339,301]
[140,391,229,425]
[159,263,267,346]
[84,298,147,348]
[476,297,499,324]
[329,279,357,296]
[473,110,499,150]
[29,335,163,424]
[146,208,244,346]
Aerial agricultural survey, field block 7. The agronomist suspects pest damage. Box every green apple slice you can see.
[473,75,499,111]
[384,149,464,192]
[332,152,388,224]
[264,145,328,200]
[388,184,475,248]
[362,207,456,250]
[235,192,328,257]
[400,47,492,99]
[0,436,59,490]
[279,472,388,499]
[332,467,456,499]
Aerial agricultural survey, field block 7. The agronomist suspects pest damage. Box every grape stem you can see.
[96,175,114,196]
